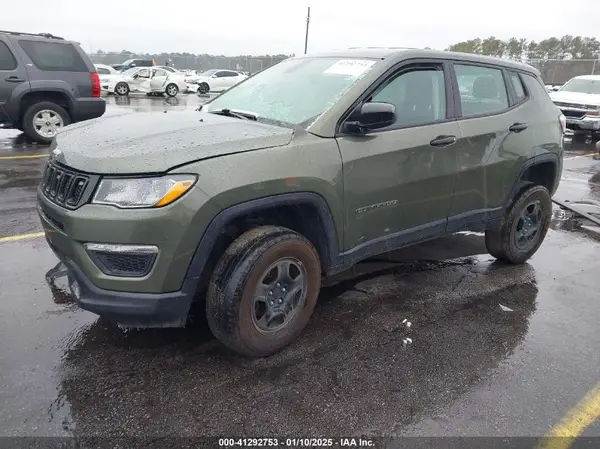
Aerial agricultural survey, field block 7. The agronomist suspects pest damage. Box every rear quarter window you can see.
[508,72,527,103]
[18,40,88,72]
[521,73,551,100]
[0,41,17,70]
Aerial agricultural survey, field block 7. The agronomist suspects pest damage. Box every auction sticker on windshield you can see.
[324,59,376,77]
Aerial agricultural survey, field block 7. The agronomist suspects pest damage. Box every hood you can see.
[54,110,294,174]
[549,90,600,107]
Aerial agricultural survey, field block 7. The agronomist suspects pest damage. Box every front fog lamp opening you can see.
[84,243,159,277]
[92,175,197,209]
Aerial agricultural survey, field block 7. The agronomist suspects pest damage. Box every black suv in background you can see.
[0,30,106,144]
[111,59,155,72]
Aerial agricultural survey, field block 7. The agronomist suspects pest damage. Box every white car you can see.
[549,75,600,138]
[100,67,186,97]
[189,69,248,94]
[154,66,190,91]
[95,64,127,95]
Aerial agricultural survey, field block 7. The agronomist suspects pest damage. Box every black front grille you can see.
[41,162,90,209]
[560,109,585,119]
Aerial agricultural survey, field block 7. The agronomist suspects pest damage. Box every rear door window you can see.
[0,41,17,70]
[454,64,509,117]
[18,40,88,72]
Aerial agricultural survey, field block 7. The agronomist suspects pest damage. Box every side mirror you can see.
[345,102,396,133]
[552,86,561,92]
[130,63,136,67]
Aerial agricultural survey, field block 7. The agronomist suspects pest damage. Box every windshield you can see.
[201,69,219,77]
[560,78,600,95]
[206,57,377,126]
[121,59,134,65]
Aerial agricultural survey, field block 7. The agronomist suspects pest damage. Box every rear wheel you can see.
[165,83,179,97]
[22,101,71,145]
[206,226,321,357]
[485,185,552,264]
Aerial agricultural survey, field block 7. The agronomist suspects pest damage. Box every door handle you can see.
[509,122,528,133]
[430,135,457,147]
[5,76,25,83]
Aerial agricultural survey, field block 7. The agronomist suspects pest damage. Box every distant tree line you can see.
[445,36,600,84]
[446,35,600,60]
[89,50,294,73]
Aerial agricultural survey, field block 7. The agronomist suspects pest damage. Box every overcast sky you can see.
[3,0,598,55]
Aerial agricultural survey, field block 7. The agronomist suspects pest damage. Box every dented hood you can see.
[54,110,293,174]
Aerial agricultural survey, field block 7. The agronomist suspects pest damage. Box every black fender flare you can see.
[183,192,342,288]
[9,85,75,121]
[504,152,562,208]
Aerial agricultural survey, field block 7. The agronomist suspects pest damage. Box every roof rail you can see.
[0,30,65,40]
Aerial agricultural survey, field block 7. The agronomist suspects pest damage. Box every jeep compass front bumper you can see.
[36,163,216,327]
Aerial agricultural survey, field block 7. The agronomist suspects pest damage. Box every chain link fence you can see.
[88,52,290,74]
[88,52,598,83]
[526,59,599,85]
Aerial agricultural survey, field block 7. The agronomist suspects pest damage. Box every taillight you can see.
[90,72,101,98]
[558,113,567,134]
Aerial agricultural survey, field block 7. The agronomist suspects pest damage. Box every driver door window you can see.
[371,67,447,129]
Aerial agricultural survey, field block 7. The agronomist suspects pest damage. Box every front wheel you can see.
[206,226,321,357]
[197,82,209,95]
[165,83,179,97]
[115,82,130,96]
[485,185,552,264]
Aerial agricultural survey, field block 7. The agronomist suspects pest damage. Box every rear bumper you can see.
[71,97,106,122]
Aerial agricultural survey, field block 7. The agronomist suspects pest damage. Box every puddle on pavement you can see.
[47,264,538,438]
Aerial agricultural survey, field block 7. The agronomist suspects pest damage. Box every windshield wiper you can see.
[209,108,257,121]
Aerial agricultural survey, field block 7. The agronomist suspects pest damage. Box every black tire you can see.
[115,82,130,96]
[206,226,321,357]
[165,83,179,97]
[197,82,209,95]
[22,101,71,145]
[485,185,552,264]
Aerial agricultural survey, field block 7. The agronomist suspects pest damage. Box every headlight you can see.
[92,175,197,208]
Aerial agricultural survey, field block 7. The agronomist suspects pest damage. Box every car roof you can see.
[0,30,67,41]
[295,47,540,75]
[571,75,600,81]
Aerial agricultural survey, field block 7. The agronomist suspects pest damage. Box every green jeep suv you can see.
[38,48,565,357]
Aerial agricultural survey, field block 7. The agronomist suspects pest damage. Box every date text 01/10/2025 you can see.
[217,438,376,447]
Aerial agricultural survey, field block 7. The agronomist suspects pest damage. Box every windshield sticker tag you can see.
[324,59,376,76]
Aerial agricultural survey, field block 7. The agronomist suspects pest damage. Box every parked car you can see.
[0,30,105,144]
[99,66,185,97]
[154,65,190,91]
[549,75,600,139]
[94,63,119,76]
[189,69,248,94]
[93,64,127,95]
[112,58,155,72]
[38,48,564,357]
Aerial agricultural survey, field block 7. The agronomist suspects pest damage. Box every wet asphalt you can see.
[1,94,599,441]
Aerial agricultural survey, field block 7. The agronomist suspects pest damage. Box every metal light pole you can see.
[304,7,311,54]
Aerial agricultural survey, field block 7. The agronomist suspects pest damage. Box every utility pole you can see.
[304,7,311,54]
